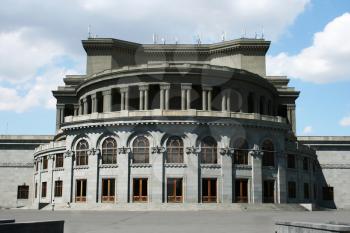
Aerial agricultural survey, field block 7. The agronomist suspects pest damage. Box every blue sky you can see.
[0,0,349,136]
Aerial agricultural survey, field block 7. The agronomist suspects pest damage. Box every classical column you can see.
[207,89,212,111]
[165,88,170,110]
[287,104,296,133]
[277,151,287,203]
[139,88,144,110]
[83,98,88,115]
[125,87,129,111]
[73,104,79,116]
[160,89,164,110]
[221,93,227,111]
[91,93,97,113]
[79,101,83,115]
[226,93,231,112]
[144,88,149,110]
[121,91,125,110]
[250,145,263,203]
[202,90,207,110]
[56,104,64,130]
[181,89,186,110]
[186,89,191,110]
[102,90,112,112]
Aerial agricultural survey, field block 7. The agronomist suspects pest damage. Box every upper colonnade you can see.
[53,38,300,134]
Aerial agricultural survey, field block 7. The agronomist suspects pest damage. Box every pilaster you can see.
[250,144,263,203]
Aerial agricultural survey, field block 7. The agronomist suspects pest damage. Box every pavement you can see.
[0,209,350,233]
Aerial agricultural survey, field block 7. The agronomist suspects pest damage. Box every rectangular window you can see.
[234,150,248,165]
[288,181,296,199]
[235,179,248,203]
[167,178,183,203]
[54,180,63,197]
[304,183,310,199]
[42,156,48,170]
[35,183,38,198]
[55,154,64,168]
[133,178,148,202]
[102,178,115,203]
[41,182,47,198]
[303,157,309,171]
[287,154,296,169]
[202,178,217,203]
[263,180,275,203]
[17,185,29,199]
[76,179,87,202]
[323,186,334,201]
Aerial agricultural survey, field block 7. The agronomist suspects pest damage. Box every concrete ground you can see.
[0,209,350,233]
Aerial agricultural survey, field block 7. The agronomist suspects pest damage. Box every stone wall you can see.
[0,135,53,208]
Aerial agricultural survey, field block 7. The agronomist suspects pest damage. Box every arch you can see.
[75,139,89,166]
[132,135,150,163]
[261,139,275,167]
[232,138,248,165]
[101,137,117,164]
[166,136,184,163]
[200,136,217,164]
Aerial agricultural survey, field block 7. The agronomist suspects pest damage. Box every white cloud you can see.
[267,13,350,83]
[302,126,313,134]
[0,0,310,113]
[339,115,350,127]
[0,28,67,84]
[0,67,79,112]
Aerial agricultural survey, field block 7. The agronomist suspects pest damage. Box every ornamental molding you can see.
[99,164,119,169]
[200,164,221,169]
[186,146,200,154]
[151,146,166,154]
[118,146,131,154]
[321,164,350,169]
[219,147,235,155]
[130,163,152,168]
[164,163,187,168]
[0,162,33,168]
[73,165,89,170]
[64,150,75,158]
[234,164,252,170]
[88,148,100,156]
[53,168,64,172]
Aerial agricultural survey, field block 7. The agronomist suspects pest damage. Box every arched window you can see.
[132,136,149,163]
[102,138,117,164]
[200,137,217,164]
[262,140,274,167]
[233,138,248,165]
[76,139,89,166]
[166,136,184,163]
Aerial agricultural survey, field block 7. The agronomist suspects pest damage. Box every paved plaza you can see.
[0,209,349,233]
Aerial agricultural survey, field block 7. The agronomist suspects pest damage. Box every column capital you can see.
[56,103,65,109]
[120,86,129,93]
[91,93,97,99]
[139,85,149,91]
[202,85,213,91]
[286,104,296,109]
[160,83,170,90]
[82,97,88,103]
[181,83,192,90]
[102,89,112,96]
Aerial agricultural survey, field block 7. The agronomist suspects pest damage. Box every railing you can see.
[235,196,248,203]
[133,196,148,202]
[202,196,217,203]
[34,141,66,154]
[64,110,286,125]
[102,196,115,203]
[167,196,183,203]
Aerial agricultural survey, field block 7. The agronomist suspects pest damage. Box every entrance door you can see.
[102,178,115,203]
[235,179,248,203]
[263,180,275,203]
[76,179,87,202]
[202,178,217,203]
[167,178,183,203]
[133,178,148,202]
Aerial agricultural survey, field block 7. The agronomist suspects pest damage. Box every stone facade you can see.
[0,37,349,209]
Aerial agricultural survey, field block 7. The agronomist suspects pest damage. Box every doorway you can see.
[235,179,248,203]
[263,180,275,203]
[133,178,148,202]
